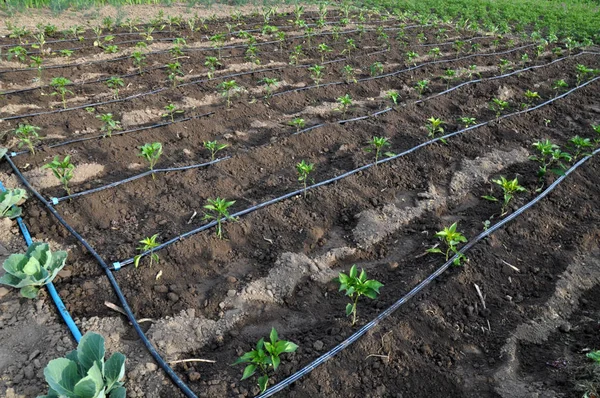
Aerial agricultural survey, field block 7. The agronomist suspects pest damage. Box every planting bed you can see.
[1,5,600,398]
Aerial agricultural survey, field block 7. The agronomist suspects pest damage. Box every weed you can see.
[134,234,160,268]
[42,155,75,195]
[97,113,122,138]
[296,160,314,197]
[336,265,383,325]
[482,176,526,215]
[14,124,41,154]
[427,222,468,265]
[203,140,228,160]
[203,198,236,239]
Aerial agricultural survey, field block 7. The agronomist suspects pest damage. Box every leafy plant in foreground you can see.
[482,176,526,216]
[203,140,228,160]
[138,142,163,175]
[133,234,160,268]
[14,124,41,154]
[0,188,27,219]
[0,242,67,298]
[203,198,236,239]
[427,222,468,266]
[296,160,314,197]
[336,265,383,325]
[39,331,126,397]
[50,77,73,109]
[7,46,28,63]
[97,113,122,138]
[365,136,393,164]
[233,328,298,393]
[43,155,75,196]
[162,103,184,122]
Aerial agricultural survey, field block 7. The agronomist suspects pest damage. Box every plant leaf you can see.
[77,332,105,372]
[43,358,80,396]
[270,328,278,344]
[109,386,126,398]
[281,341,298,353]
[241,364,256,380]
[74,361,103,398]
[271,354,280,370]
[258,375,269,392]
[346,303,353,315]
[20,285,40,298]
[105,352,126,392]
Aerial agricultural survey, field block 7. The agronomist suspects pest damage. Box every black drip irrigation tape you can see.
[111,75,600,270]
[1,39,526,122]
[51,156,229,203]
[2,153,198,398]
[258,135,600,398]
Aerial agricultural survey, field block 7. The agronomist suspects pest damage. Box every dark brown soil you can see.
[1,10,599,398]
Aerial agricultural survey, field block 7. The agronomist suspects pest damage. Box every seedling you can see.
[520,53,530,66]
[30,56,44,86]
[0,242,67,298]
[289,45,303,66]
[276,31,286,51]
[170,44,184,59]
[31,32,47,56]
[426,117,444,139]
[428,47,441,60]
[530,139,572,187]
[308,65,325,85]
[162,103,184,122]
[365,136,393,164]
[458,116,476,128]
[203,197,236,239]
[467,65,481,80]
[58,49,74,58]
[0,188,27,219]
[336,265,383,325]
[552,79,568,95]
[490,98,509,118]
[233,328,298,393]
[166,62,183,87]
[261,77,278,99]
[442,69,456,89]
[131,51,146,74]
[7,46,28,63]
[133,234,160,268]
[593,124,600,143]
[106,76,124,99]
[317,43,332,63]
[406,51,418,65]
[576,64,596,85]
[342,65,357,84]
[427,222,468,266]
[370,62,384,77]
[209,33,225,59]
[204,56,221,79]
[14,124,41,154]
[524,90,541,104]
[138,142,162,175]
[203,140,228,160]
[415,79,429,96]
[569,135,593,159]
[342,38,357,56]
[97,113,122,138]
[104,45,119,54]
[453,40,466,57]
[245,44,260,68]
[39,332,126,396]
[586,351,600,364]
[42,155,75,195]
[218,80,243,108]
[50,77,73,109]
[296,160,314,197]
[386,90,400,106]
[289,118,306,133]
[482,176,526,215]
[335,94,352,116]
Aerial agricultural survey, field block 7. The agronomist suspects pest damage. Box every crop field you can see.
[1,3,600,398]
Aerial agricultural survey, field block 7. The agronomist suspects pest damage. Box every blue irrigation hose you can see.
[112,75,600,269]
[52,157,230,203]
[2,154,198,398]
[259,144,600,398]
[0,179,82,342]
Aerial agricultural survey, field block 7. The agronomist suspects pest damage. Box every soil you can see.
[1,5,600,398]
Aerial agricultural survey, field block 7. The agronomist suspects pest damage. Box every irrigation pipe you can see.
[112,75,599,269]
[1,39,526,122]
[2,153,198,398]
[0,179,82,342]
[51,157,229,203]
[258,128,600,398]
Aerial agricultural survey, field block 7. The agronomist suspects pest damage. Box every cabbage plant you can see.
[0,188,27,219]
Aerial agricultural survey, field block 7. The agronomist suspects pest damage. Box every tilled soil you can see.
[1,8,600,398]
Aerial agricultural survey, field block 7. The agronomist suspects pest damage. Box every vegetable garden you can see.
[1,3,600,397]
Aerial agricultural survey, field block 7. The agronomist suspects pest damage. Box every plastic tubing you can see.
[258,139,600,398]
[2,153,198,398]
[0,179,82,342]
[112,75,599,269]
[52,156,229,203]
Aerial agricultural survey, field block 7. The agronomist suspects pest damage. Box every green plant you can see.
[370,61,384,77]
[203,140,228,160]
[342,65,357,84]
[520,53,530,65]
[289,117,305,133]
[569,135,593,159]
[289,45,303,66]
[482,176,526,215]
[426,117,444,138]
[209,33,225,59]
[50,77,73,109]
[442,69,456,89]
[0,242,67,298]
[0,188,27,219]
[133,234,160,268]
[162,103,184,122]
[106,76,124,99]
[103,44,119,54]
[552,79,568,95]
[130,51,146,75]
[524,89,541,104]
[42,155,75,195]
[97,113,122,138]
[365,136,393,164]
[30,55,44,86]
[40,332,126,397]
[138,142,162,175]
[415,79,429,96]
[467,64,481,79]
[406,50,418,65]
[245,44,260,68]
[428,47,441,60]
[233,328,298,393]
[14,123,41,154]
[166,62,183,87]
[261,77,278,99]
[218,80,242,108]
[204,56,221,79]
[490,98,509,118]
[593,124,600,143]
[203,198,236,239]
[335,264,383,325]
[427,222,468,265]
[576,64,596,85]
[317,43,332,63]
[308,65,325,85]
[530,139,572,187]
[586,351,600,364]
[386,90,400,106]
[296,160,314,197]
[7,46,28,63]
[59,49,74,58]
[458,116,476,128]
[335,94,352,116]
[342,38,356,56]
[498,58,511,74]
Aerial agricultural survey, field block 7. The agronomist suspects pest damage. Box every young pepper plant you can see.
[203,140,228,160]
[336,265,383,325]
[296,160,314,197]
[233,328,298,393]
[14,124,41,154]
[203,198,236,239]
[288,117,306,133]
[106,76,124,99]
[97,113,122,138]
[162,103,184,122]
[133,234,160,268]
[427,222,468,266]
[50,77,73,109]
[365,136,393,164]
[138,142,163,177]
[42,155,75,195]
[482,176,526,216]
